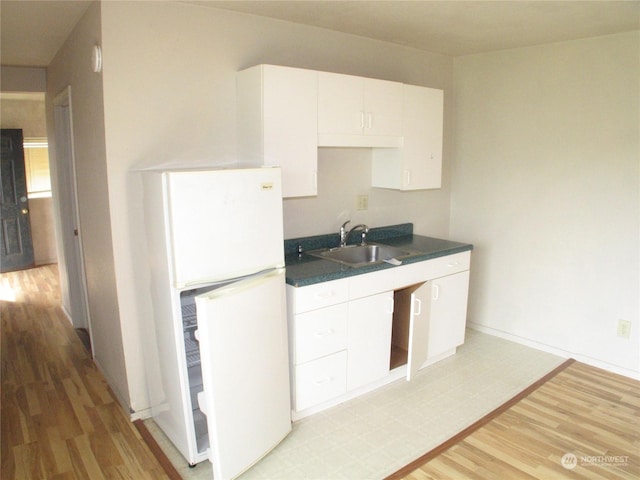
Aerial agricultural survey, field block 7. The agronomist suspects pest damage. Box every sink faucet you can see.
[339,221,351,247]
[339,221,370,247]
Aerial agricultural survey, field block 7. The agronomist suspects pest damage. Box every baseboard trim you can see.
[468,323,640,380]
[134,420,182,480]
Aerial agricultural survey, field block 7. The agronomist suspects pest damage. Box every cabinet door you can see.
[347,292,394,391]
[318,72,403,147]
[401,85,443,190]
[364,78,403,137]
[371,84,443,190]
[238,65,318,198]
[318,71,364,136]
[427,271,470,359]
[406,281,431,381]
[263,66,318,197]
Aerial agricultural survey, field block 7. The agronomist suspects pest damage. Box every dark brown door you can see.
[1,129,35,272]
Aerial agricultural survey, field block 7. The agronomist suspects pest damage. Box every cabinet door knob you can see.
[21,208,29,215]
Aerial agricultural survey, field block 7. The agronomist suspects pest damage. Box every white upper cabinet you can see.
[318,71,403,147]
[237,65,444,195]
[237,65,318,198]
[372,84,444,190]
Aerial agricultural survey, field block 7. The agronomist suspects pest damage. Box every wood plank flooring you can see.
[391,362,640,479]
[1,264,170,479]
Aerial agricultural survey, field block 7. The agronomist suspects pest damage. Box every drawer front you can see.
[294,351,347,411]
[349,267,397,299]
[294,303,348,364]
[425,251,471,279]
[398,251,471,287]
[293,278,350,314]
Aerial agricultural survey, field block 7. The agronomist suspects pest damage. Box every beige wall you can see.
[0,95,57,265]
[47,1,129,407]
[27,198,57,265]
[100,2,454,413]
[451,31,640,376]
[0,66,47,92]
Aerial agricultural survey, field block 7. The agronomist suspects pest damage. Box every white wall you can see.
[99,2,453,412]
[47,2,130,406]
[451,32,639,376]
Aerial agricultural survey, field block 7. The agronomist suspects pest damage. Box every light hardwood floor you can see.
[3,265,639,480]
[1,264,170,479]
[391,356,640,479]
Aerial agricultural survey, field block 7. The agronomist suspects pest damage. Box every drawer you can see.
[293,303,348,364]
[294,351,347,411]
[425,251,471,279]
[349,267,397,299]
[397,251,470,286]
[291,277,349,314]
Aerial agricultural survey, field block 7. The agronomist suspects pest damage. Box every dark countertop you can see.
[285,223,473,287]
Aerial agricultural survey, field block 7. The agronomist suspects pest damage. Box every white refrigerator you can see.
[141,166,291,480]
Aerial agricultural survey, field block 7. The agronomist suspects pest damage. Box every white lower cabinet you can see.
[293,303,348,365]
[294,351,347,411]
[287,250,471,418]
[426,270,470,360]
[347,292,394,391]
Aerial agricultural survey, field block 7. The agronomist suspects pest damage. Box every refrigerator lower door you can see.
[195,268,291,480]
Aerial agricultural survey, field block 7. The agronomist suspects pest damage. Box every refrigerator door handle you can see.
[197,267,285,301]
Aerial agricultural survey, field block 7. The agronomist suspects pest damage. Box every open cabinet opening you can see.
[180,289,210,454]
[390,283,425,370]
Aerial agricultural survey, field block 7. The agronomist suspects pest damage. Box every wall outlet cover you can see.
[616,319,632,339]
[356,195,369,211]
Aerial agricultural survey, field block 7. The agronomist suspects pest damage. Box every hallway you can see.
[0,264,169,479]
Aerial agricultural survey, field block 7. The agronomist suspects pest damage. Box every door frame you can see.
[52,86,92,344]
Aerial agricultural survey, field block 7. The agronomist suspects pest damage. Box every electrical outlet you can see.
[356,195,369,211]
[617,319,632,339]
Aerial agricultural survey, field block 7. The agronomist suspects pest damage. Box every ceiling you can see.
[1,0,638,67]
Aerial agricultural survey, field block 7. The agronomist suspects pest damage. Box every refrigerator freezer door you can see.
[166,167,285,288]
[195,268,291,480]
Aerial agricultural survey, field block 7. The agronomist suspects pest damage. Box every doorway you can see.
[0,128,35,272]
[53,87,92,348]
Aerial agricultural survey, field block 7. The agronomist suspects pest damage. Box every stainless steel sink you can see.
[308,243,417,268]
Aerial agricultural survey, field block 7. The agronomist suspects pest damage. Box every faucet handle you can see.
[341,220,351,230]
